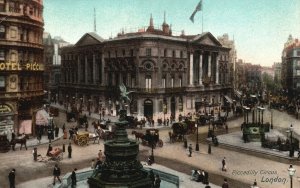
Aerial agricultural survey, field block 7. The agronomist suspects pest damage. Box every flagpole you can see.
[202,1,203,33]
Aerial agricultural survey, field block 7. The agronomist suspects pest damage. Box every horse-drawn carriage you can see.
[170,122,188,142]
[92,121,115,140]
[73,131,100,146]
[132,129,163,148]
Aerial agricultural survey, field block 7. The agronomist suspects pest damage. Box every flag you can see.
[190,0,202,23]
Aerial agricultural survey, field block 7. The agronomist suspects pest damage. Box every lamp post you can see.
[163,103,167,126]
[288,164,296,188]
[195,118,199,151]
[88,99,92,115]
[289,124,294,157]
[108,99,112,116]
[99,100,102,120]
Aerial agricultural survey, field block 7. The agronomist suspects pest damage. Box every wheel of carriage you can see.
[158,139,163,147]
[78,136,88,146]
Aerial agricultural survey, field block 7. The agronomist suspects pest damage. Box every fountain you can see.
[88,84,152,188]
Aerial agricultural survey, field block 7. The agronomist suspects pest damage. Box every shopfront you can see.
[0,104,14,136]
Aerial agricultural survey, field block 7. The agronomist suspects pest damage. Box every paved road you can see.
[1,105,300,188]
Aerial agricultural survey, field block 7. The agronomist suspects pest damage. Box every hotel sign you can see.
[0,62,44,71]
[0,104,12,113]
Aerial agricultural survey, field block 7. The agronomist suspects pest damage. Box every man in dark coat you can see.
[148,170,155,187]
[55,125,59,137]
[68,143,72,158]
[222,178,229,188]
[47,144,53,156]
[188,144,192,157]
[52,164,61,185]
[71,168,77,188]
[8,169,16,188]
[154,174,161,188]
[222,157,226,171]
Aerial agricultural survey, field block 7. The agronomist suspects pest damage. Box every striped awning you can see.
[224,95,233,104]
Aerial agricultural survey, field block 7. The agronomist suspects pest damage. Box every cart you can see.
[48,148,63,161]
[73,132,89,146]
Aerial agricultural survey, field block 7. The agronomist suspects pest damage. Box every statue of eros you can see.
[119,83,134,110]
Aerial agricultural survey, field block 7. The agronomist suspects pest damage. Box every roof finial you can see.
[150,13,153,27]
[163,11,166,24]
[94,8,97,32]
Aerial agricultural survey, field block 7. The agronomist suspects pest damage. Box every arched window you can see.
[145,75,152,90]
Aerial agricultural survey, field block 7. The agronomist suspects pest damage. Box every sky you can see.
[44,0,300,67]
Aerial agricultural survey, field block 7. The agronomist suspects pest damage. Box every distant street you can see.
[0,108,300,188]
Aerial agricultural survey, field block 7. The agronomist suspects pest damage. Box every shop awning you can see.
[224,95,233,104]
[35,109,50,126]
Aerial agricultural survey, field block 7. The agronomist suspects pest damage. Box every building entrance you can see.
[144,99,153,118]
[171,97,176,120]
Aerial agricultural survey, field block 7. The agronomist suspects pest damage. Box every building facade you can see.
[282,35,300,98]
[0,0,44,135]
[43,33,69,103]
[59,17,232,121]
[273,62,281,83]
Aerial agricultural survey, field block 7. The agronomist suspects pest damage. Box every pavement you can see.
[2,104,300,188]
[17,163,221,188]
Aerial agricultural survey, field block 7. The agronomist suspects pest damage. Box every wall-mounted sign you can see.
[0,104,12,113]
[0,62,44,71]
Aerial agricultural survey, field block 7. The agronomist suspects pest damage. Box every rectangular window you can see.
[297,70,300,76]
[297,60,300,67]
[130,49,134,57]
[180,51,183,58]
[172,50,176,58]
[0,50,5,61]
[162,77,166,88]
[146,76,151,90]
[146,48,151,56]
[297,51,300,56]
[171,77,174,88]
[164,49,167,57]
[0,76,5,88]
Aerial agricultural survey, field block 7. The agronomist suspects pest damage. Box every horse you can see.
[10,134,28,151]
[131,130,144,141]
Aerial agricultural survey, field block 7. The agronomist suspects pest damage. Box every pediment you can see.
[192,32,222,47]
[75,33,104,46]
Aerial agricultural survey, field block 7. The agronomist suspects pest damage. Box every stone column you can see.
[189,52,194,85]
[101,53,105,85]
[93,54,96,84]
[85,55,88,83]
[216,54,219,84]
[77,56,80,83]
[208,52,211,78]
[199,52,203,85]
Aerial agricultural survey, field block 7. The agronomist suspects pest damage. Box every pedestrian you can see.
[33,147,37,161]
[71,168,77,188]
[68,143,72,158]
[47,144,53,156]
[52,164,62,185]
[85,122,88,131]
[225,124,228,133]
[166,118,169,126]
[55,125,59,137]
[62,123,65,133]
[69,128,74,140]
[91,159,95,169]
[251,179,260,188]
[149,170,155,187]
[222,178,229,188]
[188,144,192,157]
[154,174,161,188]
[98,150,103,161]
[222,157,227,171]
[205,183,211,188]
[95,158,102,169]
[8,169,16,188]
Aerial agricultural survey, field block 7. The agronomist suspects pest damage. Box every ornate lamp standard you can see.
[195,117,199,151]
[289,124,294,157]
[288,164,296,188]
[98,100,102,120]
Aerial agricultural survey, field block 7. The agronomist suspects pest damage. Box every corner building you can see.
[0,0,44,135]
[60,17,232,121]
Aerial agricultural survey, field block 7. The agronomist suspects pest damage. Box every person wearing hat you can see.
[8,169,16,188]
[71,168,77,188]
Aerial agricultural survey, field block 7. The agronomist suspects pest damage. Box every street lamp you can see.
[289,124,294,157]
[195,118,199,151]
[288,164,296,188]
[99,100,102,120]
